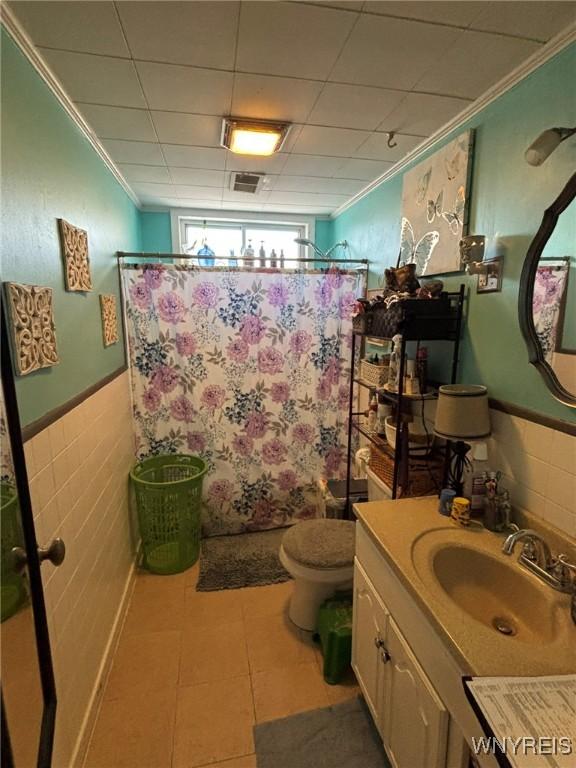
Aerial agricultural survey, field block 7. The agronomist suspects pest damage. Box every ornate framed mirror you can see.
[519,172,576,407]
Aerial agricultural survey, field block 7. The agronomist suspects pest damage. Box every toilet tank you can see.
[366,466,392,501]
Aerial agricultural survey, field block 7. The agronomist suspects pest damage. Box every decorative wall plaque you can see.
[5,283,59,375]
[100,294,119,346]
[58,218,92,291]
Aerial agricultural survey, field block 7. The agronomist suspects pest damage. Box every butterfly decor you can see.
[416,168,432,205]
[400,130,473,275]
[426,190,443,223]
[400,218,440,276]
[442,186,466,235]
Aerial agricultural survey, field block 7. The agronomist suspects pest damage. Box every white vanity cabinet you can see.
[352,559,449,768]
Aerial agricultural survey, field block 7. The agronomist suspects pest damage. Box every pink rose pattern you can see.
[123,266,364,536]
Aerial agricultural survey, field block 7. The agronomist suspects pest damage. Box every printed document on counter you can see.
[464,675,576,768]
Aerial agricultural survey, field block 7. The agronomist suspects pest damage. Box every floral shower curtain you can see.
[121,264,365,536]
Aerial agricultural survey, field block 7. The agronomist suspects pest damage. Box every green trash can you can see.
[1,482,28,622]
[315,591,353,685]
[130,454,207,575]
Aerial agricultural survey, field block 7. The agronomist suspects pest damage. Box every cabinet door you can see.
[382,617,448,768]
[351,560,389,729]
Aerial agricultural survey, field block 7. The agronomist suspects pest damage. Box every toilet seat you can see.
[280,519,355,631]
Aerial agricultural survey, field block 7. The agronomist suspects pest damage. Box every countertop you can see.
[353,497,576,677]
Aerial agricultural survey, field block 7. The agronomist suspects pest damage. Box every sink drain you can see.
[492,616,517,636]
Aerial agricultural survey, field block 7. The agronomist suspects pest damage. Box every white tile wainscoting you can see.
[23,371,137,768]
[488,409,575,538]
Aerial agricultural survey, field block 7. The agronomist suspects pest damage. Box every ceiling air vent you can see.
[230,172,265,194]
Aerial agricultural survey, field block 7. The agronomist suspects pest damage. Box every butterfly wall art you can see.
[400,130,473,276]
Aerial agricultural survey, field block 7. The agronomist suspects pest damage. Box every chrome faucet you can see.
[502,529,576,605]
[502,529,553,570]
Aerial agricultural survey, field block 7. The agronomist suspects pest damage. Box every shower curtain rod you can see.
[117,251,368,265]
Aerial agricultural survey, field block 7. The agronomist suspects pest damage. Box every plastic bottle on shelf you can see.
[367,390,378,431]
[387,334,403,392]
[405,358,421,396]
[464,442,491,512]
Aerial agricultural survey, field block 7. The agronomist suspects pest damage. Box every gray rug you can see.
[196,528,291,591]
[254,697,391,768]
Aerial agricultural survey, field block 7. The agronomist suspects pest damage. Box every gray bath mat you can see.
[254,696,390,768]
[196,528,291,591]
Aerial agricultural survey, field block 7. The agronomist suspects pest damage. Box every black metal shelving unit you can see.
[345,285,466,512]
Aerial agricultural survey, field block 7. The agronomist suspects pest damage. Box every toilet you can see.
[279,519,355,631]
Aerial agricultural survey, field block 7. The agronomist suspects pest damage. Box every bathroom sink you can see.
[430,544,556,643]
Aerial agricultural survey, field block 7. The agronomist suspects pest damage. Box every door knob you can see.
[11,538,66,574]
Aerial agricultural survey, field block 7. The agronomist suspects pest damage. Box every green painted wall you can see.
[332,44,576,423]
[1,31,141,426]
[140,211,172,252]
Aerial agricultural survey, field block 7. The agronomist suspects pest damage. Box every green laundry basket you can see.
[130,454,207,575]
[1,482,28,622]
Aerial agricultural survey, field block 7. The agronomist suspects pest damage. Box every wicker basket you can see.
[368,445,443,498]
[359,359,389,387]
[369,445,395,489]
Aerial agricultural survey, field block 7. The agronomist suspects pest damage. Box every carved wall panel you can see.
[5,283,59,375]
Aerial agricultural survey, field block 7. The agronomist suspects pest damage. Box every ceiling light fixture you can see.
[524,127,576,166]
[221,118,290,156]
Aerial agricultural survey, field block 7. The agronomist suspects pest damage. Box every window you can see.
[177,215,310,269]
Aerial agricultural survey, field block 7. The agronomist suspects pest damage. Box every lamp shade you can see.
[434,385,491,440]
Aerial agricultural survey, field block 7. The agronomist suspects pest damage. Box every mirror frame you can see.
[519,171,576,408]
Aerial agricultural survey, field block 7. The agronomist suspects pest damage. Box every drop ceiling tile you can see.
[469,2,576,42]
[10,1,130,57]
[271,176,364,195]
[116,1,239,69]
[174,186,223,201]
[103,139,165,165]
[415,29,541,100]
[231,74,324,123]
[140,197,183,208]
[267,191,349,206]
[39,49,146,108]
[136,61,233,114]
[221,201,269,212]
[151,112,222,147]
[307,83,406,130]
[118,164,171,184]
[169,168,227,186]
[281,154,344,178]
[222,190,271,204]
[355,132,423,161]
[365,1,486,27]
[292,126,369,157]
[175,199,223,211]
[78,104,156,142]
[224,153,288,174]
[335,157,394,180]
[237,1,356,80]
[378,92,470,136]
[131,182,180,199]
[329,14,461,90]
[265,202,336,214]
[161,144,227,170]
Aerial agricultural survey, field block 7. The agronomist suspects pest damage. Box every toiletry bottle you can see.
[259,241,266,268]
[387,334,403,392]
[468,442,490,513]
[376,394,390,436]
[367,390,378,431]
[405,359,420,395]
[270,248,277,268]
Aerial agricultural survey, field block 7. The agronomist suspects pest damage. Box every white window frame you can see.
[171,208,316,265]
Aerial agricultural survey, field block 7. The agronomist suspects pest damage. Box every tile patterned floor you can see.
[84,565,359,768]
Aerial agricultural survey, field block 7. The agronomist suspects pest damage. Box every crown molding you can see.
[1,5,141,209]
[331,23,576,219]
